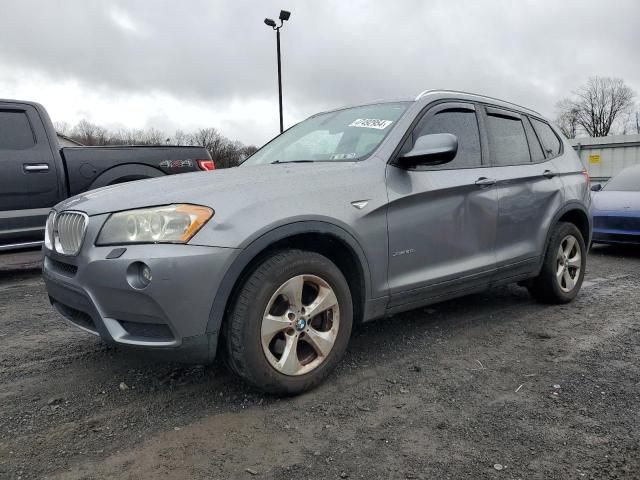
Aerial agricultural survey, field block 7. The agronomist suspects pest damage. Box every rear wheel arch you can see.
[557,207,591,247]
[535,203,591,274]
[89,164,165,189]
[207,222,371,336]
[544,203,591,250]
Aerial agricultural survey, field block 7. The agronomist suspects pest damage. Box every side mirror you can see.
[591,183,602,192]
[397,133,458,168]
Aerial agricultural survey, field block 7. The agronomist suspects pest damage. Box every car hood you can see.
[591,190,640,212]
[56,162,367,216]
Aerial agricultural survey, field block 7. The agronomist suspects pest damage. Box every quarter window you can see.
[523,117,545,162]
[0,110,35,150]
[487,113,531,166]
[530,118,561,157]
[413,108,482,168]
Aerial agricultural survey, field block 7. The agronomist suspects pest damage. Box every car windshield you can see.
[242,102,411,166]
[603,167,640,191]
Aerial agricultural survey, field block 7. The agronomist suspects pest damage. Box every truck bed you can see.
[62,145,211,196]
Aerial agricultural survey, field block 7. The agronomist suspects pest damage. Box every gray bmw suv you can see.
[43,90,591,394]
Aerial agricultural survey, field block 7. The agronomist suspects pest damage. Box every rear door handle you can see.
[23,164,49,172]
[543,169,557,179]
[475,177,496,186]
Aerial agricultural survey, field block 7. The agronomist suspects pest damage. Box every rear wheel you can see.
[528,222,586,304]
[225,249,353,395]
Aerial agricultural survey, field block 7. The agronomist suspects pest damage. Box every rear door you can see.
[386,102,499,309]
[483,106,564,279]
[0,104,61,245]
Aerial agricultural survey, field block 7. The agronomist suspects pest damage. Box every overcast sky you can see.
[1,0,638,146]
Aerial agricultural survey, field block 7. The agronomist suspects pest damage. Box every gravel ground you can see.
[0,245,639,479]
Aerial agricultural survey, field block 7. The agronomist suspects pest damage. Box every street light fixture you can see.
[264,10,291,134]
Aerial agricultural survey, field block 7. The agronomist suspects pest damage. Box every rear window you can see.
[0,110,35,150]
[531,118,561,157]
[604,167,640,192]
[487,113,531,166]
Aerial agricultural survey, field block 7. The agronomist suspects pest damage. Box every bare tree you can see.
[172,130,190,145]
[555,99,580,139]
[54,121,72,136]
[72,119,108,145]
[556,77,636,137]
[60,120,255,168]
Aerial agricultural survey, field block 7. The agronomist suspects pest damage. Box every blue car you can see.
[591,165,640,245]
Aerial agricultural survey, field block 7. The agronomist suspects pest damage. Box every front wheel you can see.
[527,222,586,304]
[224,249,353,395]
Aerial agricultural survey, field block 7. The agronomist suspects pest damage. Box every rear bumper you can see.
[43,243,239,363]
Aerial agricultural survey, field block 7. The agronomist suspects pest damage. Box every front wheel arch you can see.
[206,221,372,337]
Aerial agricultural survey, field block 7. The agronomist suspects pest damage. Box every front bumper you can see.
[43,234,239,363]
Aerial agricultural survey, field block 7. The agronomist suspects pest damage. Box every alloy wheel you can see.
[556,234,582,293]
[261,274,340,376]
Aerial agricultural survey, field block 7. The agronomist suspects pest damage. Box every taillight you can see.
[197,159,215,171]
[581,169,590,184]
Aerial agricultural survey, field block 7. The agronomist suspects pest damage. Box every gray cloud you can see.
[1,0,639,144]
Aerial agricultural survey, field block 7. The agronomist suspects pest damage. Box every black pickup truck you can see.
[0,99,214,251]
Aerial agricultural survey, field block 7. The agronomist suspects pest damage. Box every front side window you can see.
[242,102,410,166]
[530,118,562,157]
[0,110,35,150]
[411,108,482,168]
[487,113,531,166]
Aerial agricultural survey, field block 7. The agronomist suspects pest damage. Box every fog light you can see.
[127,262,152,289]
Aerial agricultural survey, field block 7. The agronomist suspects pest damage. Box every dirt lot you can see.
[1,246,639,479]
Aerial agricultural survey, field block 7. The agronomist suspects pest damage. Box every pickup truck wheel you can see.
[527,222,586,304]
[225,249,353,395]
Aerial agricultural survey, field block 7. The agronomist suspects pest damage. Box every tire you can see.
[224,249,353,395]
[527,222,586,304]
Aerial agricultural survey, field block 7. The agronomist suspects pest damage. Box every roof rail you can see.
[414,89,541,115]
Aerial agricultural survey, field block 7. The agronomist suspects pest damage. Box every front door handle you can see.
[23,164,49,172]
[475,177,496,186]
[543,169,557,179]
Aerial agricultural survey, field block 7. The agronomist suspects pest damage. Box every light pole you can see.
[264,10,291,134]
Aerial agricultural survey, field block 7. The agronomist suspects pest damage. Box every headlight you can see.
[44,210,56,250]
[96,204,213,245]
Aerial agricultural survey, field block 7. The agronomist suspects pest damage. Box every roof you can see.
[415,89,542,117]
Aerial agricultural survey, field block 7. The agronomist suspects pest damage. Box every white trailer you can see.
[570,134,640,182]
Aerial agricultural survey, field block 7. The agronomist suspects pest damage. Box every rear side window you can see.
[414,109,482,168]
[530,118,561,157]
[486,113,531,166]
[0,110,35,150]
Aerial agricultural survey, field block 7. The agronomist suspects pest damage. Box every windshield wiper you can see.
[270,160,315,164]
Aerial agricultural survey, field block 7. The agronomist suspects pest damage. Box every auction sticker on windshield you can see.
[349,118,393,129]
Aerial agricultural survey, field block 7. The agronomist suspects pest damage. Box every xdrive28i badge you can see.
[160,159,194,169]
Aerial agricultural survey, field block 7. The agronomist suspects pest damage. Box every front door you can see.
[385,102,499,309]
[0,104,61,244]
